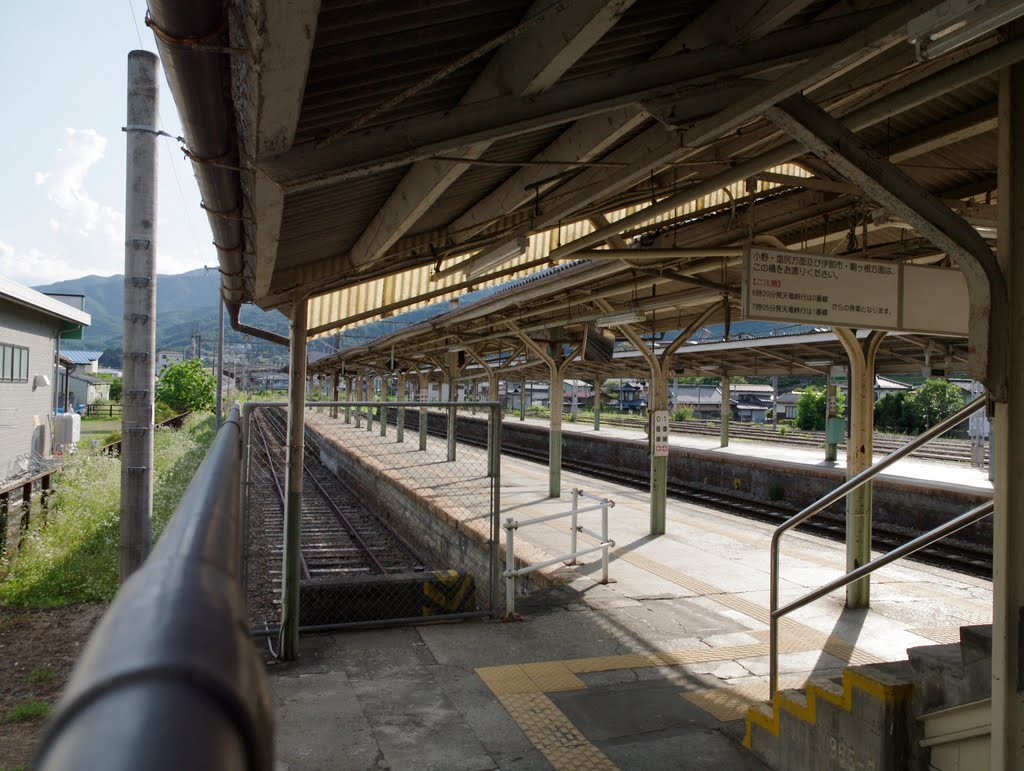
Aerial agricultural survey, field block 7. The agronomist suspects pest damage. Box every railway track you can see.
[250,408,428,586]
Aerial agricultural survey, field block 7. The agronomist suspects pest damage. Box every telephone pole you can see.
[120,50,159,581]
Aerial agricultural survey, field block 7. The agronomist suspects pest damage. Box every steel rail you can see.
[259,407,390,575]
[252,412,311,580]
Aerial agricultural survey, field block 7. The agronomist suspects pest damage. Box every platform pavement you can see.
[514,413,994,493]
[270,427,992,771]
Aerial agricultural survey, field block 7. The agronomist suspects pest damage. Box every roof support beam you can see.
[766,94,1007,399]
[345,0,635,272]
[239,1,321,297]
[682,0,941,148]
[260,9,876,192]
[448,0,818,246]
[548,36,1024,260]
[887,101,998,163]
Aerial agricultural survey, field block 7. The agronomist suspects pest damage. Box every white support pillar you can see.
[397,372,407,442]
[992,60,1024,770]
[720,375,731,447]
[515,331,581,499]
[835,328,886,609]
[417,370,430,451]
[602,306,667,535]
[520,374,528,421]
[593,374,602,431]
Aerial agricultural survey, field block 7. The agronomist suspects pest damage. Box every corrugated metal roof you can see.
[59,350,104,365]
[0,276,91,327]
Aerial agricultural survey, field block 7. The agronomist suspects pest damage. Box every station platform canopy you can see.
[152,0,1012,387]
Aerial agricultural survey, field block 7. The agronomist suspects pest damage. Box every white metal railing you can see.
[769,396,990,698]
[503,488,615,616]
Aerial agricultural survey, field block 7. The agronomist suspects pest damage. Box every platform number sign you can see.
[652,410,670,457]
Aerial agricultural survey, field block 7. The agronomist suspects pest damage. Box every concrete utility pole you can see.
[120,50,159,582]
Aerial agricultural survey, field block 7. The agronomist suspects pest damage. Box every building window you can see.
[0,344,29,383]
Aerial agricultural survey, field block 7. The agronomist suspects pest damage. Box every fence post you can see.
[380,404,387,437]
[41,474,51,527]
[489,404,501,612]
[601,500,610,584]
[505,517,515,617]
[0,491,8,555]
[20,482,31,536]
[569,489,579,565]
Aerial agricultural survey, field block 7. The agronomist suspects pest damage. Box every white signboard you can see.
[652,410,670,457]
[742,247,970,335]
[744,247,899,328]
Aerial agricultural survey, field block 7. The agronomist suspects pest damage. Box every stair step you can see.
[745,662,914,771]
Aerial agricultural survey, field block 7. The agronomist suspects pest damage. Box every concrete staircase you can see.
[743,625,994,770]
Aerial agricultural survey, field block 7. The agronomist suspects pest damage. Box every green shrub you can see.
[671,406,694,421]
[0,414,216,606]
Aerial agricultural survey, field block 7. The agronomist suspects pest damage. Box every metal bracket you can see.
[126,390,149,397]
[125,352,150,360]
[129,313,150,323]
[127,238,152,250]
[130,277,151,287]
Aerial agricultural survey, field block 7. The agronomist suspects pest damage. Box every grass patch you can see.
[0,414,217,607]
[1,700,49,724]
[27,665,57,684]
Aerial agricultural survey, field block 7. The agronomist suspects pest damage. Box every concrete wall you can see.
[0,303,57,484]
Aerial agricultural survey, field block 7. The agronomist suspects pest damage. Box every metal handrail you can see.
[34,404,274,771]
[769,396,989,697]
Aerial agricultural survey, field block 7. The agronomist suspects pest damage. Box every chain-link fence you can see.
[242,401,501,635]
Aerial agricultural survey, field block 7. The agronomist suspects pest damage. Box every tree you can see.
[109,377,123,402]
[915,378,965,430]
[155,359,216,413]
[874,391,920,433]
[100,346,123,368]
[795,386,845,431]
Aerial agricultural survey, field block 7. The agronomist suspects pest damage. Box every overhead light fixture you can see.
[595,310,646,328]
[803,359,832,367]
[464,237,529,279]
[907,0,1024,60]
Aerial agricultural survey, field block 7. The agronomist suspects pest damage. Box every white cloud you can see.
[35,128,123,241]
[0,240,81,286]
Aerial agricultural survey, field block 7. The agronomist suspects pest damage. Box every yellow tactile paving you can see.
[520,661,587,692]
[476,664,539,696]
[682,677,810,722]
[543,743,618,770]
[498,692,618,770]
[564,653,665,674]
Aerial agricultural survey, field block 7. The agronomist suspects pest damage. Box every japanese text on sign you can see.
[743,248,900,328]
[652,410,670,457]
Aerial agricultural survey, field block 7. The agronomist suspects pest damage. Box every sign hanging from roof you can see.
[741,247,968,335]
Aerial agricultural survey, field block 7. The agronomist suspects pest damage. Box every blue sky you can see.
[0,2,212,287]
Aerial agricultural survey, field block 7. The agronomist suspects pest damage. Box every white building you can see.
[0,276,90,484]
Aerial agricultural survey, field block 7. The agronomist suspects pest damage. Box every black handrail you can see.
[33,404,273,771]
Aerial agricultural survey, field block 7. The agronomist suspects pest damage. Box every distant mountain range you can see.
[33,266,810,368]
[34,269,289,359]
